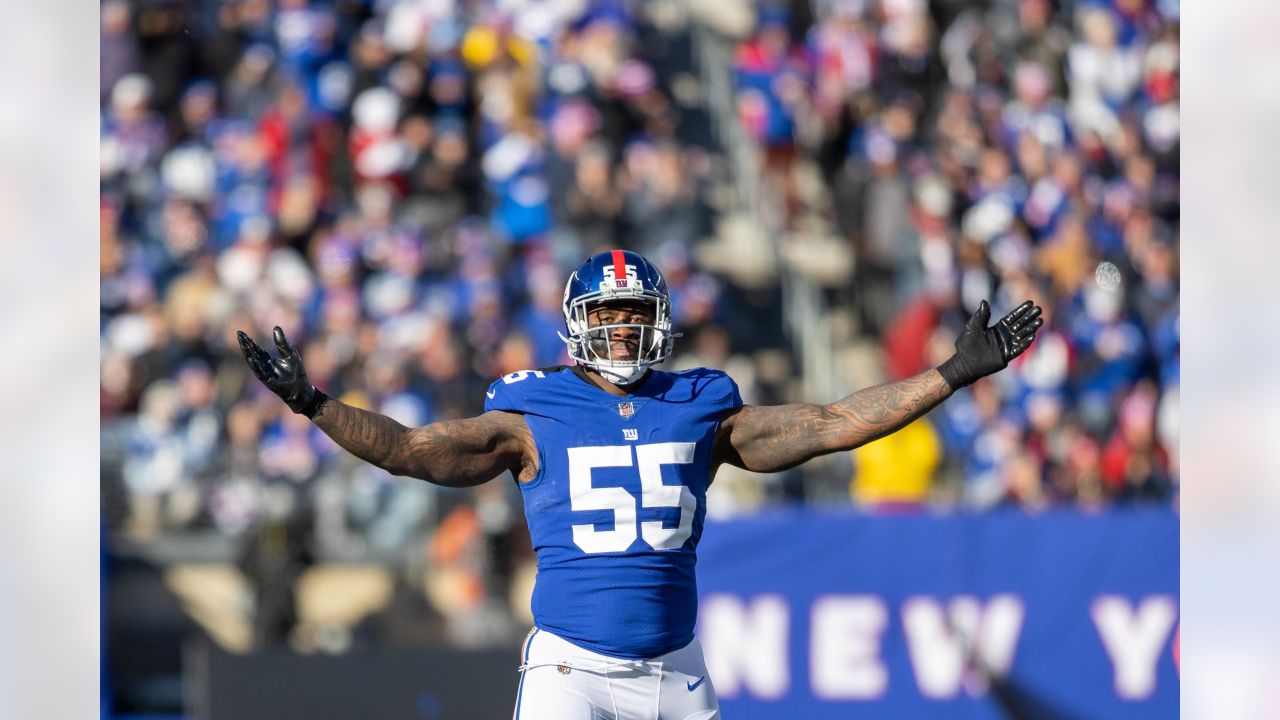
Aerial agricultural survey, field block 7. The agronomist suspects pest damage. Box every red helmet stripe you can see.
[611,250,626,284]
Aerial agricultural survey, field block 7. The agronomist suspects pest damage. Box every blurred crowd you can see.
[100,0,1177,647]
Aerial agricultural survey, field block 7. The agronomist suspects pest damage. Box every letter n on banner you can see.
[700,594,789,700]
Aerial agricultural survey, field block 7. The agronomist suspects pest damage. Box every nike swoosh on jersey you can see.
[687,677,706,691]
[486,390,496,399]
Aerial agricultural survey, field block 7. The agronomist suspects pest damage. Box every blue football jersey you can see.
[484,366,742,659]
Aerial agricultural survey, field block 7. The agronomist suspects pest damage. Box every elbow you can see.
[394,463,495,488]
[381,454,428,482]
[393,466,425,481]
[397,463,442,484]
[815,405,860,451]
[423,472,494,489]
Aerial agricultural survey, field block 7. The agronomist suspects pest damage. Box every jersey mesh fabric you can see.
[485,367,742,659]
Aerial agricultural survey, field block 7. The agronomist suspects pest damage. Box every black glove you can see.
[237,326,327,417]
[937,300,1043,390]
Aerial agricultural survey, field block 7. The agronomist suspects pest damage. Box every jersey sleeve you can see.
[483,377,516,414]
[679,367,742,416]
[483,369,549,414]
[710,369,744,414]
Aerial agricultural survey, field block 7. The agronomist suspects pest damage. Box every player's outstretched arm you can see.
[715,300,1042,473]
[238,327,533,487]
[310,402,531,486]
[714,369,953,473]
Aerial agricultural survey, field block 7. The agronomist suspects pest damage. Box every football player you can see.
[238,249,1042,719]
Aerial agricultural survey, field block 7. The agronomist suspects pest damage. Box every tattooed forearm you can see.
[822,368,952,448]
[311,398,531,486]
[719,368,953,473]
[312,398,412,471]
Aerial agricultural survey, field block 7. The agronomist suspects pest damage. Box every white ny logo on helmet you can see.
[600,264,639,291]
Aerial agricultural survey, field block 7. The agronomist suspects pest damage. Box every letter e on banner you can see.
[810,595,889,700]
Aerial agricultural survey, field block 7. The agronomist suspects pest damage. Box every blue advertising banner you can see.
[694,508,1178,719]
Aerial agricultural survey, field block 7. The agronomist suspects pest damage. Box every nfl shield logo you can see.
[618,401,634,419]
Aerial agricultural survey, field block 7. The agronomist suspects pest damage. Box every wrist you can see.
[936,355,970,390]
[293,385,327,418]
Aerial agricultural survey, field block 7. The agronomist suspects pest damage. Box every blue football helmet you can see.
[561,250,677,385]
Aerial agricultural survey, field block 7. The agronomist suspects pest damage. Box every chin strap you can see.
[596,365,648,387]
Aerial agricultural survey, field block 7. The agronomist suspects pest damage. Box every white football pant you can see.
[513,627,720,720]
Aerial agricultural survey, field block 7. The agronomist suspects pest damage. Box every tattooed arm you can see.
[310,399,536,487]
[713,369,952,473]
[713,299,1045,472]
[237,326,535,487]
